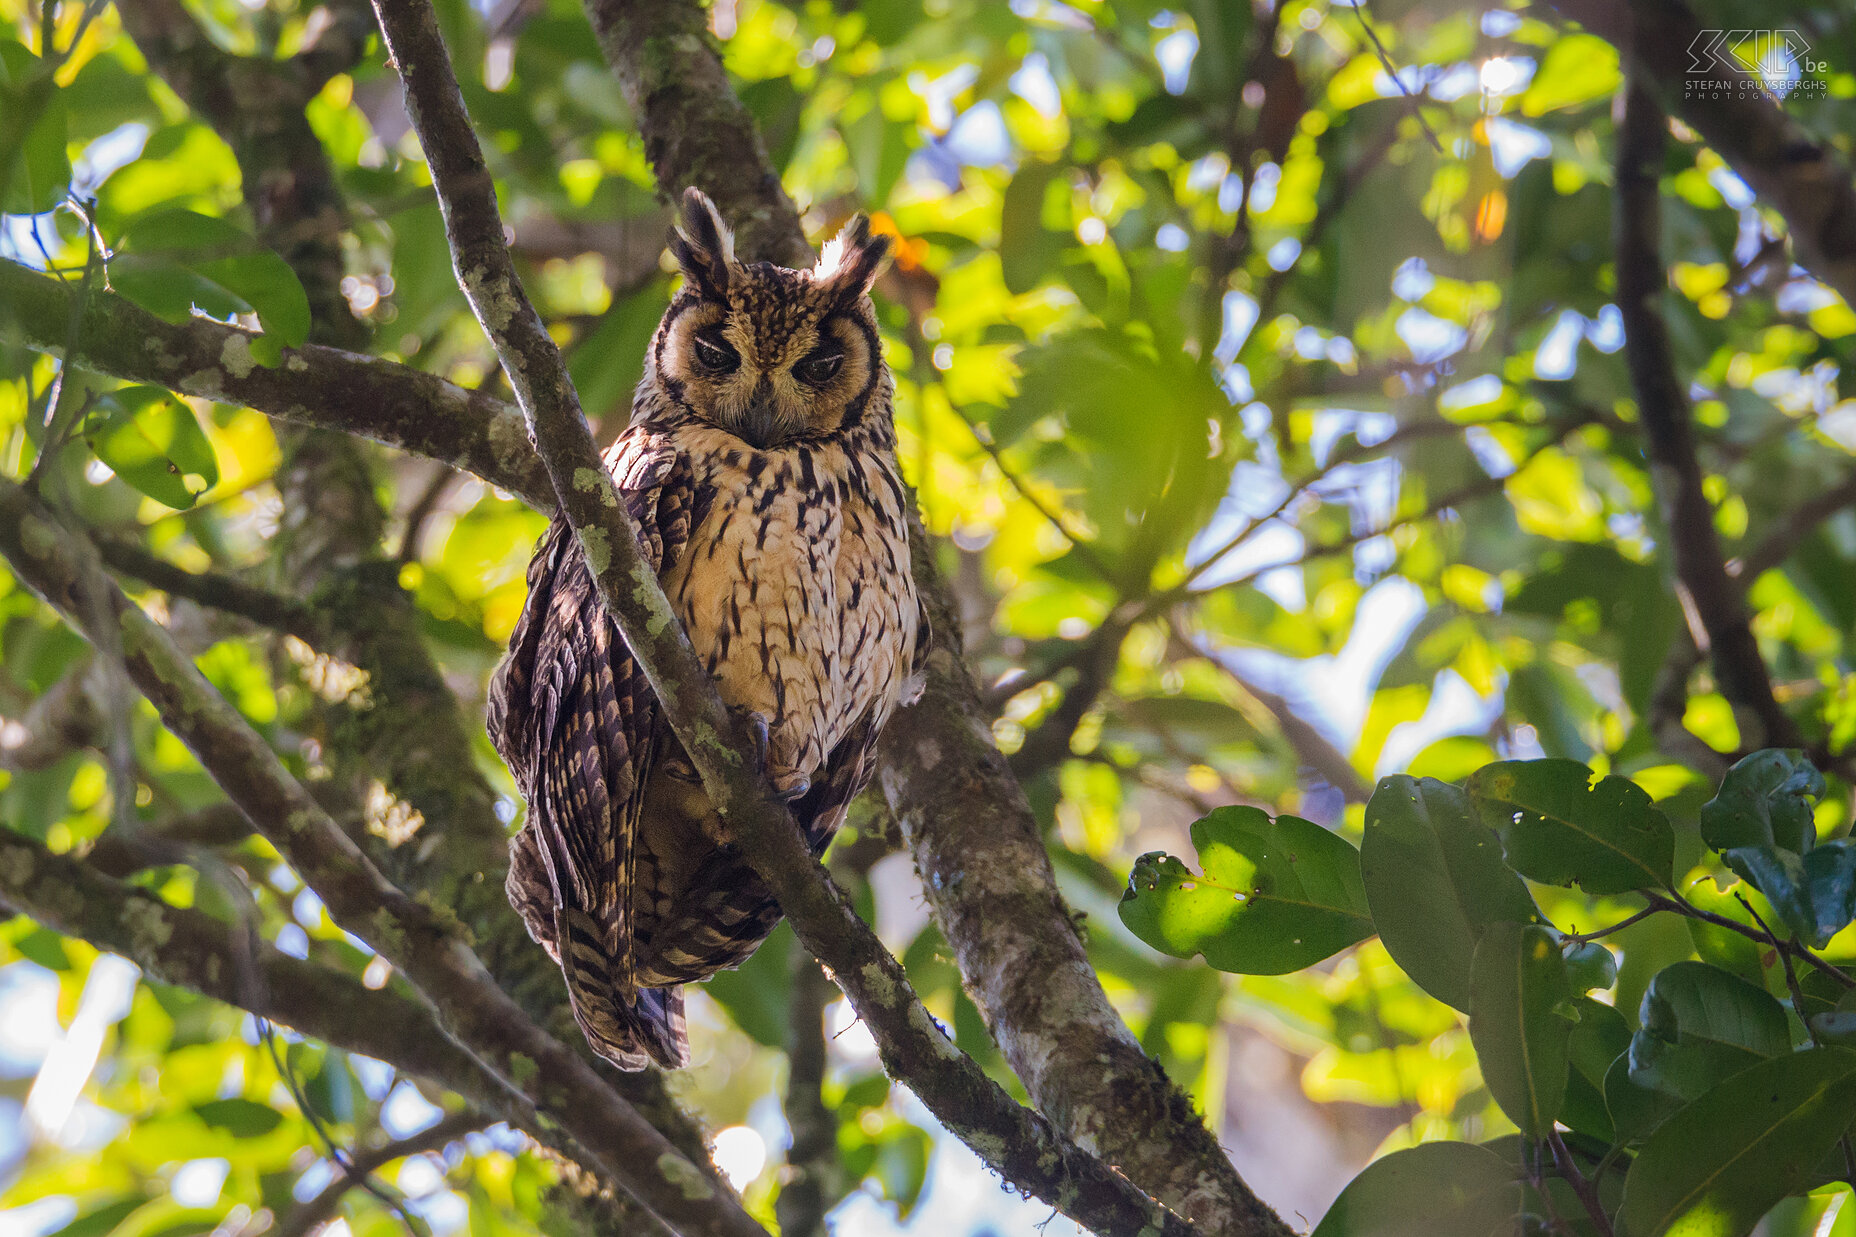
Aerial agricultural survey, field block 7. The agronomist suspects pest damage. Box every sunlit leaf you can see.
[83,385,220,509]
[1120,806,1373,974]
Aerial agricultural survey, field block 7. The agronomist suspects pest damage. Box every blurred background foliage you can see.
[6,0,1856,1233]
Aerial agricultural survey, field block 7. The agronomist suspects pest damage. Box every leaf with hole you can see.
[84,386,219,509]
[1466,758,1674,893]
[1119,806,1373,974]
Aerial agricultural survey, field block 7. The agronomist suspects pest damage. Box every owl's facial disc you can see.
[669,298,873,450]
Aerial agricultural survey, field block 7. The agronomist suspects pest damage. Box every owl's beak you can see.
[733,399,782,450]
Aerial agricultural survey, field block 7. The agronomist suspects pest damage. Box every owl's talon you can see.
[728,707,774,765]
[774,776,811,803]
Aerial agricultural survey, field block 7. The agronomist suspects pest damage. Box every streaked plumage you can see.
[488,190,923,1070]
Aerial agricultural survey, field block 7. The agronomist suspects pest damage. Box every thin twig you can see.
[1548,1130,1616,1237]
[1561,905,1662,944]
[1342,1,1442,152]
[1645,889,1856,990]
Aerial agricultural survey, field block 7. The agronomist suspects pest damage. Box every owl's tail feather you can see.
[506,832,689,1071]
[558,906,690,1071]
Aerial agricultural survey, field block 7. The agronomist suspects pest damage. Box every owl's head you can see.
[656,189,891,450]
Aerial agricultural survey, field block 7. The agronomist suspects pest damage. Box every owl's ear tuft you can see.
[669,188,736,299]
[815,214,890,304]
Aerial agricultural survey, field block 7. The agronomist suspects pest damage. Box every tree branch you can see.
[775,950,837,1237]
[1614,78,1800,751]
[0,476,767,1237]
[579,1,808,269]
[0,659,101,771]
[0,259,553,507]
[94,533,328,641]
[0,829,483,1082]
[1553,0,1856,310]
[0,822,682,1236]
[368,1,1203,1232]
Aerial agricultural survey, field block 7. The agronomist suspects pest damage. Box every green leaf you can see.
[0,42,70,215]
[1361,776,1539,1011]
[84,386,220,509]
[1119,807,1374,974]
[1468,921,1576,1135]
[1702,750,1824,855]
[1619,1049,1856,1237]
[117,208,311,349]
[1562,996,1630,1141]
[46,1197,146,1237]
[1518,34,1621,116]
[1310,1141,1521,1237]
[1561,938,1619,993]
[1628,961,1789,1102]
[999,159,1066,295]
[192,1097,284,1137]
[1606,1051,1685,1144]
[1466,758,1675,893]
[1726,839,1856,949]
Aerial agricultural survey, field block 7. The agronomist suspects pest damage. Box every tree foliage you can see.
[4,0,1856,1234]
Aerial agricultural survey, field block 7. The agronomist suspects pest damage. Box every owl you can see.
[487,190,924,1071]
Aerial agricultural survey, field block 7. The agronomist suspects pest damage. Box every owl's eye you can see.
[795,350,844,386]
[691,329,738,374]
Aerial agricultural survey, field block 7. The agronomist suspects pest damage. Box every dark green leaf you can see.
[1310,1141,1521,1237]
[1725,839,1856,948]
[1466,758,1674,893]
[1701,749,1824,855]
[119,208,311,349]
[1605,1052,1684,1144]
[1561,938,1619,993]
[0,42,70,215]
[1619,1049,1856,1237]
[84,385,220,509]
[1361,776,1539,1010]
[1119,806,1374,974]
[192,1097,284,1137]
[999,159,1066,295]
[1562,997,1630,1141]
[1468,921,1576,1135]
[1628,961,1789,1102]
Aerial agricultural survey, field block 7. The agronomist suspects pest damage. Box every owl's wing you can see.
[488,431,706,1069]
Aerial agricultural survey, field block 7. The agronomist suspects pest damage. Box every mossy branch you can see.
[0,475,767,1237]
[368,0,1200,1232]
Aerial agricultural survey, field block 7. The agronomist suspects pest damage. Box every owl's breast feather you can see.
[659,425,917,782]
